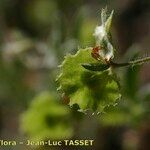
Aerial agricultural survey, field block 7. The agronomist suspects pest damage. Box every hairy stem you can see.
[110,56,150,68]
[129,56,150,65]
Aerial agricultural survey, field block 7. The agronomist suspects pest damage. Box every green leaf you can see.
[21,92,73,141]
[105,10,114,33]
[57,48,121,112]
[82,63,109,71]
[101,8,114,35]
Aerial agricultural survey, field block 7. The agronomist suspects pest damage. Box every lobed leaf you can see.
[57,48,121,112]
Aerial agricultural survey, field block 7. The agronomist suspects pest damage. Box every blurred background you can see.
[0,0,150,149]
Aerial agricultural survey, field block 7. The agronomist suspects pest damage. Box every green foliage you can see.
[56,9,122,113]
[82,63,110,71]
[21,92,73,141]
[0,1,150,149]
[99,58,149,126]
[57,48,121,112]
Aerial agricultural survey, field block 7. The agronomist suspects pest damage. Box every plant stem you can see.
[129,56,150,65]
[110,56,150,68]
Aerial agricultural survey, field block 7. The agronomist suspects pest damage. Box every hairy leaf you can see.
[57,48,121,112]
